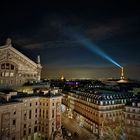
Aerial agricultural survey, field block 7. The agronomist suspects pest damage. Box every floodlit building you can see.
[124,95,140,140]
[0,90,62,140]
[0,38,42,88]
[62,89,134,139]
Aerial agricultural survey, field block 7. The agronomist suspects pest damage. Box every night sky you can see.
[0,1,140,80]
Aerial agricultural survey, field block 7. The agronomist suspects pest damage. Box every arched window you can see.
[0,63,15,70]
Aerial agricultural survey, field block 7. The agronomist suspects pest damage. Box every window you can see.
[6,63,9,69]
[5,72,9,77]
[100,101,103,105]
[35,109,37,113]
[46,110,48,118]
[24,124,26,128]
[30,103,32,107]
[52,110,54,118]
[39,126,41,131]
[11,64,14,70]
[100,114,103,117]
[2,72,4,77]
[132,109,135,112]
[52,127,54,132]
[1,64,5,69]
[29,110,32,119]
[24,130,26,136]
[29,128,31,134]
[1,63,15,70]
[12,136,15,140]
[42,127,44,132]
[13,119,16,125]
[13,111,16,115]
[34,126,37,132]
[43,110,45,118]
[132,102,135,106]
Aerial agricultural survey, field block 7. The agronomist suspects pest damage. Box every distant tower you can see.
[120,67,125,80]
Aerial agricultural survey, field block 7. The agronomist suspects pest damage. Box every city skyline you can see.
[0,1,140,79]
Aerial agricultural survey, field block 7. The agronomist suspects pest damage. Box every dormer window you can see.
[132,102,135,107]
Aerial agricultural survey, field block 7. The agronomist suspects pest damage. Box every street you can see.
[61,113,97,140]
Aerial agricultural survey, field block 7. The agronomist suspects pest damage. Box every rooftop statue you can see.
[5,38,12,46]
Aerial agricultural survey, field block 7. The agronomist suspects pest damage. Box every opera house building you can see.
[0,38,42,88]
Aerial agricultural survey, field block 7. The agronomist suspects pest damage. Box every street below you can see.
[61,113,97,140]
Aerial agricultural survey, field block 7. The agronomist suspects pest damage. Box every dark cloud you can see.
[0,1,140,79]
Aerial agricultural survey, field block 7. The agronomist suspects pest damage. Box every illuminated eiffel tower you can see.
[120,67,125,80]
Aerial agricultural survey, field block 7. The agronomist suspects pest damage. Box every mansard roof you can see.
[65,89,134,101]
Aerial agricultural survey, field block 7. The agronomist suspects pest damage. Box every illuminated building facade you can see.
[0,38,42,87]
[124,96,140,140]
[0,90,62,140]
[62,89,134,138]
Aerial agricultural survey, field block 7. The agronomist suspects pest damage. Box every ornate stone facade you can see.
[0,38,42,87]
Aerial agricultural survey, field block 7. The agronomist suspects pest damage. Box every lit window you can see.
[10,72,14,77]
[132,102,135,107]
[100,101,103,105]
[112,100,114,104]
[5,72,9,77]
